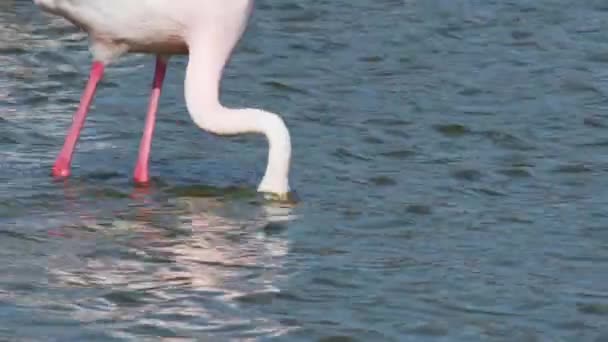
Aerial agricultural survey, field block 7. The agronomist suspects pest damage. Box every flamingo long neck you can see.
[183,44,292,196]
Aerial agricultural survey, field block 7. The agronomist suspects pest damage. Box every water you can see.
[2,0,608,340]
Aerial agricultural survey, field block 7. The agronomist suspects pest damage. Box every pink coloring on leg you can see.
[52,61,105,178]
[133,57,168,184]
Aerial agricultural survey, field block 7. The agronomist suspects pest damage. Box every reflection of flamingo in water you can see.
[33,0,293,200]
[47,197,294,337]
[48,195,293,325]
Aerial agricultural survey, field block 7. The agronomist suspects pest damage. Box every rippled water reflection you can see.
[2,0,608,341]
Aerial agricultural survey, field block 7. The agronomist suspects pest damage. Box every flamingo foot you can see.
[52,158,71,178]
[133,164,149,184]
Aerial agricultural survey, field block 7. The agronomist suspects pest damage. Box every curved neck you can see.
[183,30,292,196]
[184,92,291,195]
[213,107,292,194]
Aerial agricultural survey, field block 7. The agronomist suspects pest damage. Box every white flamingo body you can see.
[34,0,293,200]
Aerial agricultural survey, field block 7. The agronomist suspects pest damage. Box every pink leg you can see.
[53,61,105,178]
[133,56,168,184]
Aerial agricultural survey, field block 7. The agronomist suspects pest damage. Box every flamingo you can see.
[33,0,293,201]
